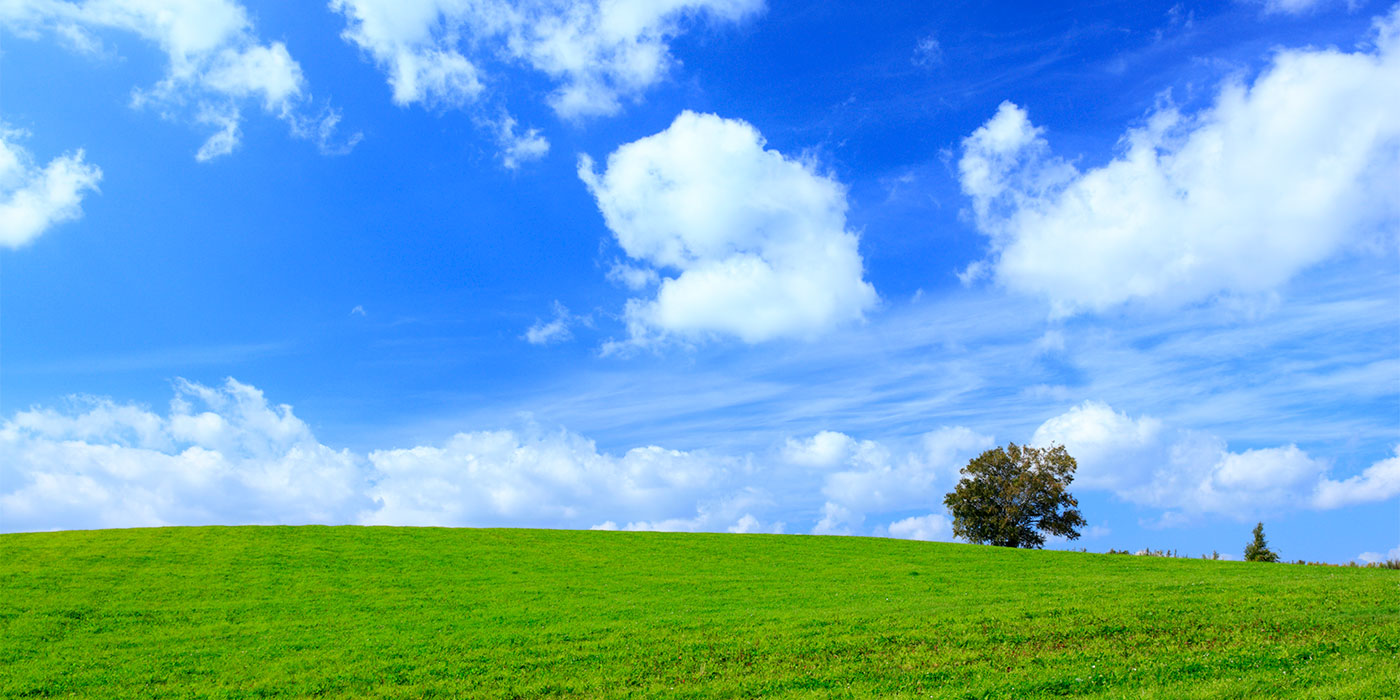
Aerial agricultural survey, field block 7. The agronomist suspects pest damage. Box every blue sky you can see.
[2,0,1397,563]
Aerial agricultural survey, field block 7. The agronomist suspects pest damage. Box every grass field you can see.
[1,526,1396,699]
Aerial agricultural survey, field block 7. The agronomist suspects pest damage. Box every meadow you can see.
[1,526,1396,699]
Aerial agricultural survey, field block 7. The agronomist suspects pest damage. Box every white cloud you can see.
[1357,546,1400,564]
[789,426,990,537]
[496,114,550,169]
[1260,0,1329,15]
[887,513,953,542]
[0,379,1005,539]
[812,501,858,536]
[364,431,744,528]
[912,35,941,67]
[783,430,858,468]
[607,491,778,533]
[201,41,303,110]
[0,378,755,533]
[511,0,765,119]
[606,261,659,290]
[580,111,878,346]
[0,126,103,247]
[727,513,761,533]
[1032,400,1399,519]
[2,0,354,159]
[0,378,368,532]
[818,426,991,518]
[330,0,763,119]
[1031,401,1167,491]
[193,104,241,162]
[523,300,582,345]
[958,9,1400,314]
[1313,447,1400,509]
[7,380,1389,541]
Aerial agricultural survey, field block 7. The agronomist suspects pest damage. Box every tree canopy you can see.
[943,443,1086,548]
[1244,522,1279,562]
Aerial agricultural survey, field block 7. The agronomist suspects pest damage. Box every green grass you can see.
[1,527,1396,699]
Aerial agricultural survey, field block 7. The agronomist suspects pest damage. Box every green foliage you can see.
[1244,522,1280,563]
[943,443,1087,548]
[2,526,1398,699]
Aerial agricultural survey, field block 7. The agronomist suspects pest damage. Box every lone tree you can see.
[943,443,1086,548]
[1244,522,1279,562]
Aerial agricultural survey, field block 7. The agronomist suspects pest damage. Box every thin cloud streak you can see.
[431,260,1399,464]
[6,341,295,375]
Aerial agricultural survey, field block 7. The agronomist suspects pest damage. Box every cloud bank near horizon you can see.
[4,379,1392,541]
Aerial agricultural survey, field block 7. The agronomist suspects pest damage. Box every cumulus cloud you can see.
[801,426,990,536]
[1032,401,1400,519]
[0,378,368,532]
[0,379,744,533]
[1031,401,1167,491]
[1356,546,1400,564]
[580,111,878,346]
[1312,447,1400,509]
[365,431,744,528]
[887,513,953,542]
[592,490,779,534]
[1,0,355,159]
[772,426,989,536]
[331,0,763,119]
[783,430,859,468]
[12,381,1386,538]
[958,9,1400,314]
[0,379,756,534]
[0,126,102,247]
[812,501,859,536]
[818,427,992,517]
[1,379,1003,538]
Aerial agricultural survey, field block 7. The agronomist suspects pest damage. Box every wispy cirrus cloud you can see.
[1257,0,1331,15]
[459,259,1398,466]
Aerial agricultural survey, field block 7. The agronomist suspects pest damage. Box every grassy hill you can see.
[1,527,1396,699]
